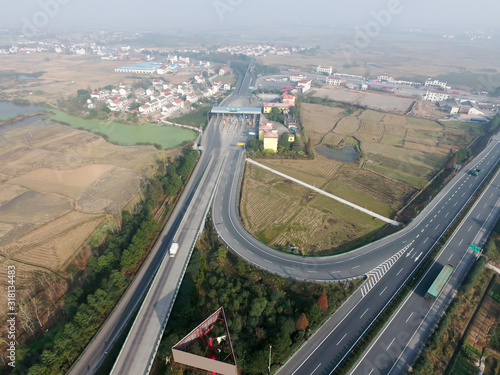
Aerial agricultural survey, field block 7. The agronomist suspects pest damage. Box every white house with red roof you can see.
[186,93,199,104]
[297,80,312,93]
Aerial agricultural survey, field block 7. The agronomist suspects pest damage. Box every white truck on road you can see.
[169,242,179,257]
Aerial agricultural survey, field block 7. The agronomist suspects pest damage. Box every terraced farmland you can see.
[240,102,485,255]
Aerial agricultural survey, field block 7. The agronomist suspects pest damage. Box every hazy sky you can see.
[4,0,500,35]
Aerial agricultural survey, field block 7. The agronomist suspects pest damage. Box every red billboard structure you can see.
[171,307,238,375]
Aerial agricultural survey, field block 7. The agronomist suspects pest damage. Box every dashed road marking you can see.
[337,333,347,346]
[386,338,396,351]
[406,312,414,323]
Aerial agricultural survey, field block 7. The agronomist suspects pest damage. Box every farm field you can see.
[240,164,385,255]
[240,101,485,255]
[0,53,195,105]
[171,105,212,128]
[0,115,169,317]
[49,110,196,149]
[312,87,415,113]
[302,104,480,188]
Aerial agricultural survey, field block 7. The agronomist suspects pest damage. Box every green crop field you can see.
[171,105,212,128]
[49,110,196,149]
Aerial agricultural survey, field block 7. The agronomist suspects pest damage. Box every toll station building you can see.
[211,107,261,127]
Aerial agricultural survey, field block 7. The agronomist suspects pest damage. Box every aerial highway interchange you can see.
[69,58,500,375]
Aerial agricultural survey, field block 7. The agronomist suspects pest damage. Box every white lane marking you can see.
[308,270,318,273]
[380,287,387,296]
[264,259,273,264]
[368,370,374,375]
[459,239,463,246]
[406,312,414,323]
[360,308,369,319]
[247,250,254,255]
[425,224,429,228]
[337,333,347,346]
[352,265,360,269]
[448,254,454,261]
[462,192,466,197]
[331,270,340,273]
[438,210,441,214]
[386,338,396,351]
[430,219,433,223]
[477,214,481,219]
[454,202,458,207]
[234,239,239,245]
[310,363,322,375]
[415,252,423,262]
[484,203,489,208]
[468,225,473,232]
[396,268,404,276]
[436,224,440,229]
[433,215,437,218]
[421,229,425,233]
[445,212,449,218]
[423,238,429,244]
[416,234,420,239]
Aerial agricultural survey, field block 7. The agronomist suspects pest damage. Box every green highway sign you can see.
[469,244,481,253]
[249,86,254,90]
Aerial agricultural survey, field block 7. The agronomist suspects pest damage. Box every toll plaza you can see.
[211,107,261,128]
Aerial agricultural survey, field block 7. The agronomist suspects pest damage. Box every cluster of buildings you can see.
[375,74,421,87]
[215,44,300,56]
[139,77,231,117]
[423,90,450,102]
[287,74,312,93]
[425,78,451,90]
[438,99,490,117]
[89,73,231,119]
[258,122,296,153]
[259,92,298,153]
[263,91,296,114]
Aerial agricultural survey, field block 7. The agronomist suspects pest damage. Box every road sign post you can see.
[469,244,481,253]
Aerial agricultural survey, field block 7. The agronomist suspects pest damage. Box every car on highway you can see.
[471,168,481,176]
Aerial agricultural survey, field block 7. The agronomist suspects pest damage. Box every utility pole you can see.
[268,345,272,374]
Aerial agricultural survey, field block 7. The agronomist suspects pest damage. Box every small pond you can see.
[316,145,359,163]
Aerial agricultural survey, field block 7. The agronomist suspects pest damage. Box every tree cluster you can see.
[157,222,357,374]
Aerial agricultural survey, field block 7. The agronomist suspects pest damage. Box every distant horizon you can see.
[2,0,499,39]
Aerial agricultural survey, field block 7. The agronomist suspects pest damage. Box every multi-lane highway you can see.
[212,135,500,374]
